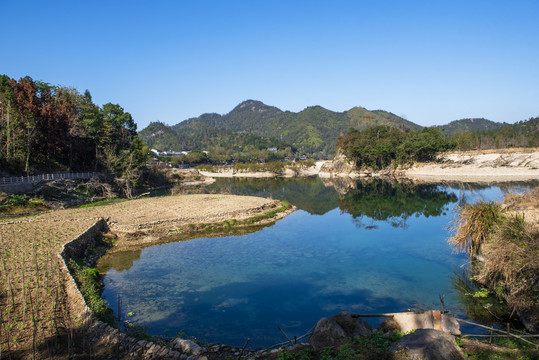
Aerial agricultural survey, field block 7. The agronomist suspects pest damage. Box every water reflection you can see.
[207,177,339,215]
[209,177,460,228]
[338,180,458,228]
[98,177,537,347]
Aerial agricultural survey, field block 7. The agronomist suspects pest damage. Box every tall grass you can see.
[449,192,539,332]
[478,213,539,326]
[449,201,503,259]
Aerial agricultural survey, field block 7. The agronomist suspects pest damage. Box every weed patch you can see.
[67,259,115,325]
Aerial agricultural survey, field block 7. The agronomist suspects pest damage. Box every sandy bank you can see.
[403,150,539,183]
[316,150,539,183]
[198,161,326,178]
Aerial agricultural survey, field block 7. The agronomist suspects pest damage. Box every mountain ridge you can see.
[435,118,507,135]
[139,100,527,156]
[140,100,422,156]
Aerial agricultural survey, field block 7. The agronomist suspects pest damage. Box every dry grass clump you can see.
[478,213,539,327]
[449,187,539,331]
[449,201,503,259]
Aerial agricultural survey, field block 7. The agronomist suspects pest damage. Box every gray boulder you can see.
[172,338,204,355]
[389,329,466,360]
[310,311,373,350]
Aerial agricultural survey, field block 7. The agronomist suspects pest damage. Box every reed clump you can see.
[449,189,539,331]
[478,213,539,329]
[449,200,503,259]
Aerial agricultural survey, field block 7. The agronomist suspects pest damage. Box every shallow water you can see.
[99,178,536,348]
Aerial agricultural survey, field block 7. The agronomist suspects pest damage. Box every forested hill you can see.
[0,74,148,177]
[436,118,506,134]
[139,100,420,157]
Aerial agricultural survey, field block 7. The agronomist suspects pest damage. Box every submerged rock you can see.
[389,329,466,360]
[310,311,373,350]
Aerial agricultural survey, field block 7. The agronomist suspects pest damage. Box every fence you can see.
[0,172,103,185]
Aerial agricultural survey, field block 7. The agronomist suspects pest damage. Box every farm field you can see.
[0,194,279,359]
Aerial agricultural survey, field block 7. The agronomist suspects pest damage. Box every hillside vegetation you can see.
[337,126,455,170]
[448,117,539,150]
[0,75,149,180]
[436,118,506,134]
[139,100,418,158]
[141,99,538,161]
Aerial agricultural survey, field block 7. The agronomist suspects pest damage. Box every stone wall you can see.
[58,219,190,359]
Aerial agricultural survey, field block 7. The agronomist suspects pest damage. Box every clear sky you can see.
[1,0,538,129]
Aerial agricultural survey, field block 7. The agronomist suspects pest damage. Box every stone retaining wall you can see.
[58,219,190,359]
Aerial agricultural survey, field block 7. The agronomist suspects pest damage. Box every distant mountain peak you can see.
[436,118,505,134]
[233,100,277,113]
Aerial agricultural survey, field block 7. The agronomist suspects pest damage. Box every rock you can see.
[172,338,203,355]
[517,308,539,334]
[380,311,461,336]
[389,329,466,360]
[187,356,208,360]
[441,313,461,336]
[310,311,373,350]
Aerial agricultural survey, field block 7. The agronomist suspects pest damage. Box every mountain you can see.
[138,122,182,150]
[139,100,421,157]
[436,118,506,134]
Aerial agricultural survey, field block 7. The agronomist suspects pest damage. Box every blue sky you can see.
[1,0,538,129]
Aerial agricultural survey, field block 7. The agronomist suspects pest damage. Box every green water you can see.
[99,178,535,348]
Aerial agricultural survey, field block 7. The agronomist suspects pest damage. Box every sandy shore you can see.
[403,150,539,183]
[198,161,326,178]
[197,152,539,183]
[317,150,539,183]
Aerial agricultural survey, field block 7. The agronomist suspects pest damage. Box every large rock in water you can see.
[310,312,373,350]
[389,329,466,360]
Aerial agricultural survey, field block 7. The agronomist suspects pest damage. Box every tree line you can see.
[338,117,539,170]
[337,126,455,169]
[449,117,539,150]
[0,75,148,178]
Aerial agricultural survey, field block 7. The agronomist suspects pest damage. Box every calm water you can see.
[98,178,535,348]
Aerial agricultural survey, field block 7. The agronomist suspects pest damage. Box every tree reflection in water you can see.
[338,180,458,229]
